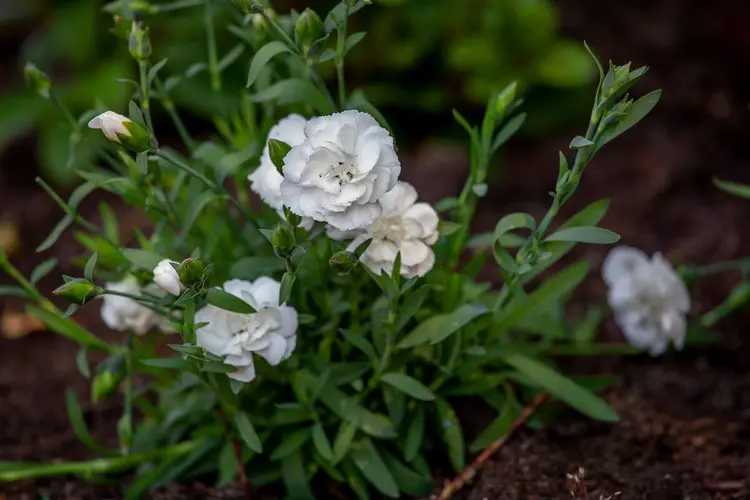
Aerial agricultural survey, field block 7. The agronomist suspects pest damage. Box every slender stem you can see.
[0,251,49,308]
[0,440,202,482]
[437,392,548,500]
[216,407,252,500]
[204,0,221,93]
[122,332,134,454]
[138,61,153,132]
[685,258,750,278]
[260,11,302,56]
[335,3,350,109]
[50,92,79,130]
[154,0,204,12]
[154,76,196,151]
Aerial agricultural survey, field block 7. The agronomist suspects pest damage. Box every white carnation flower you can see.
[153,259,183,296]
[195,278,299,383]
[101,276,169,335]
[330,181,439,278]
[248,114,315,230]
[280,110,401,231]
[603,246,690,356]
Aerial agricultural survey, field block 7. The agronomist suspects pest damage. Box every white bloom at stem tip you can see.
[602,246,690,356]
[153,259,183,296]
[100,276,170,335]
[280,110,401,231]
[248,114,314,230]
[88,111,130,142]
[195,278,299,383]
[329,181,439,278]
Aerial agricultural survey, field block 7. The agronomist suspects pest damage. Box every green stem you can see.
[50,92,79,130]
[204,0,221,93]
[0,251,49,308]
[122,332,135,454]
[154,0,204,12]
[0,440,202,482]
[335,3,350,109]
[685,258,750,278]
[138,61,153,132]
[154,76,196,152]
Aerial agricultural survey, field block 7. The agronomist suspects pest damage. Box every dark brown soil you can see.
[2,0,750,498]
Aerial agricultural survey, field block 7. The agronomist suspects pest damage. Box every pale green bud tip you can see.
[53,278,100,304]
[272,224,296,258]
[495,81,518,114]
[295,9,324,52]
[24,62,51,99]
[177,258,208,289]
[128,21,152,61]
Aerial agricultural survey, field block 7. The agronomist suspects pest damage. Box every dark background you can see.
[1,0,750,498]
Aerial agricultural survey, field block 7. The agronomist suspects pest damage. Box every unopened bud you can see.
[153,259,183,295]
[177,258,209,290]
[53,278,100,304]
[295,9,324,55]
[88,111,153,152]
[24,62,51,100]
[329,250,359,274]
[272,224,296,258]
[128,21,152,62]
[495,81,517,116]
[91,352,126,403]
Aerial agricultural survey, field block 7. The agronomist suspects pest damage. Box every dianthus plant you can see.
[3,1,666,498]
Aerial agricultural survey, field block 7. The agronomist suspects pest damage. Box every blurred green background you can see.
[0,0,595,187]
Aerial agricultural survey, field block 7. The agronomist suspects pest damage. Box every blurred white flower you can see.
[330,181,439,278]
[248,114,315,230]
[101,276,168,335]
[153,259,183,296]
[603,246,690,356]
[88,111,130,142]
[195,278,299,383]
[280,110,401,231]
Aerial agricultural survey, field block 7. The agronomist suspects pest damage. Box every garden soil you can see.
[2,0,750,498]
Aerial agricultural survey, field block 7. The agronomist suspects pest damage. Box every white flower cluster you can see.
[603,246,690,356]
[250,111,440,278]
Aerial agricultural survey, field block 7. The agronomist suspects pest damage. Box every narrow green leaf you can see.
[332,421,357,465]
[311,422,333,461]
[470,390,519,451]
[395,285,430,332]
[494,212,536,240]
[491,113,526,153]
[27,305,109,351]
[98,204,120,244]
[140,357,189,370]
[76,346,90,379]
[313,381,396,438]
[281,451,315,500]
[135,152,148,173]
[250,78,331,114]
[344,32,367,55]
[403,407,425,462]
[350,439,400,498]
[246,41,290,87]
[279,272,295,304]
[497,261,589,329]
[181,192,223,236]
[713,178,750,199]
[597,90,661,148]
[65,389,103,451]
[216,440,238,488]
[37,215,73,252]
[338,328,377,361]
[380,449,433,496]
[0,285,28,298]
[381,373,435,401]
[346,89,393,133]
[83,252,98,282]
[396,303,489,349]
[545,226,620,244]
[270,428,311,461]
[121,248,164,270]
[206,287,256,314]
[501,351,619,421]
[435,399,465,472]
[234,413,263,453]
[30,258,58,284]
[569,136,594,149]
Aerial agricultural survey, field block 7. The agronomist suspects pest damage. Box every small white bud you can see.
[153,259,183,296]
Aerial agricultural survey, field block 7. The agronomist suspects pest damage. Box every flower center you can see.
[325,153,358,186]
[373,216,407,244]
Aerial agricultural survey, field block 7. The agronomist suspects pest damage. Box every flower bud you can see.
[177,258,209,290]
[103,0,157,16]
[153,259,183,295]
[91,352,126,403]
[272,224,296,258]
[495,81,518,116]
[24,62,51,100]
[268,138,292,173]
[329,250,359,274]
[53,278,100,304]
[295,9,324,55]
[88,111,152,152]
[128,21,152,62]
